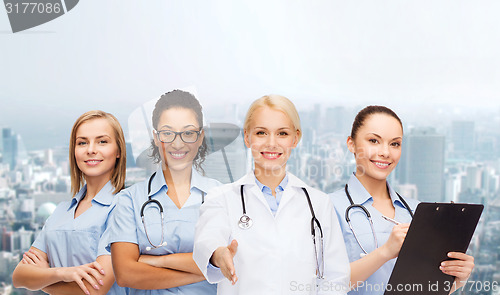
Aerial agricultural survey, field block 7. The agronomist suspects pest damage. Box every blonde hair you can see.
[243,94,302,142]
[69,110,126,196]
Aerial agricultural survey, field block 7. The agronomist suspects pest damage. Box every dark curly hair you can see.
[150,90,208,173]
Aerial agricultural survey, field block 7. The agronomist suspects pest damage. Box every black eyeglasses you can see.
[155,128,202,143]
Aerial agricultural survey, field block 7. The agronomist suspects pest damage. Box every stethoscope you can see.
[344,184,413,257]
[140,172,205,251]
[238,185,324,281]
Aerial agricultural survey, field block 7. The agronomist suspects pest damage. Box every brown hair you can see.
[350,105,403,139]
[69,110,126,196]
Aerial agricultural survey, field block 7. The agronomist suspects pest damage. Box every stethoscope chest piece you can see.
[237,184,324,282]
[238,214,253,229]
[141,171,205,252]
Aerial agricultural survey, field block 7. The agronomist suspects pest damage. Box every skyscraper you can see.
[2,128,18,171]
[325,106,351,135]
[451,121,475,158]
[396,127,445,202]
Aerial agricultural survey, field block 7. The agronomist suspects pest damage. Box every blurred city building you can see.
[1,104,500,294]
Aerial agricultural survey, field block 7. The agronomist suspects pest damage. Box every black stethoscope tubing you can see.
[238,185,322,233]
[142,172,206,212]
[344,183,413,256]
[238,184,324,279]
[344,184,413,219]
[140,171,205,250]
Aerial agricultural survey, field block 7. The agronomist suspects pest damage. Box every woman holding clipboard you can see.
[330,105,474,295]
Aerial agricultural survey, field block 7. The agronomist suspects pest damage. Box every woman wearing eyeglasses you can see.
[108,90,221,294]
[330,105,474,295]
[193,95,350,295]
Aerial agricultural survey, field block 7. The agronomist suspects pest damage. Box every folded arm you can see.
[139,252,202,275]
[42,255,115,295]
[12,247,108,295]
[111,242,205,289]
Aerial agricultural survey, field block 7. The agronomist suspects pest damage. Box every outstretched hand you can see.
[210,239,238,285]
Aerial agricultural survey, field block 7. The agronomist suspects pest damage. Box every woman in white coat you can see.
[193,95,350,295]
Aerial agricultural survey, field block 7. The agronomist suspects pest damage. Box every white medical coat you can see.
[193,172,350,295]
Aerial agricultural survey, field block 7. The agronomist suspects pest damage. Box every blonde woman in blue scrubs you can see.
[330,106,475,295]
[108,90,220,294]
[13,110,128,295]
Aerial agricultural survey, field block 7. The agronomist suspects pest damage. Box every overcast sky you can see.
[1,1,500,150]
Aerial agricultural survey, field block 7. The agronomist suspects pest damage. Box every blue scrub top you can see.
[107,165,221,295]
[32,181,127,295]
[329,174,419,295]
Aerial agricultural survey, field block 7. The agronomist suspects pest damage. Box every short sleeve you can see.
[105,190,139,252]
[31,203,64,254]
[97,202,117,257]
[32,222,48,253]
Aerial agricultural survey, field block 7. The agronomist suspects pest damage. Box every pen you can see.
[382,215,401,225]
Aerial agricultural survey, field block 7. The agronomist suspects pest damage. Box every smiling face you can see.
[347,113,403,183]
[74,118,120,183]
[153,107,204,173]
[244,106,299,178]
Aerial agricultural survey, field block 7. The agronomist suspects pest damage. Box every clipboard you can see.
[384,202,483,295]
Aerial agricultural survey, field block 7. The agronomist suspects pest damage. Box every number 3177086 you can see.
[5,2,62,14]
